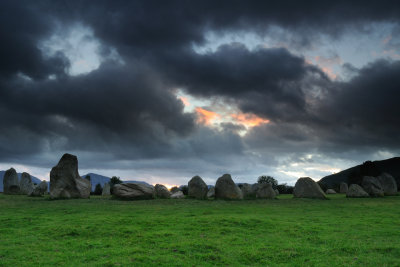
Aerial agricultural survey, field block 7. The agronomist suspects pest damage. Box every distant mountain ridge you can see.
[0,171,42,192]
[318,157,400,189]
[81,173,150,192]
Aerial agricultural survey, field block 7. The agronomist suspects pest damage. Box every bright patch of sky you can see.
[40,24,123,76]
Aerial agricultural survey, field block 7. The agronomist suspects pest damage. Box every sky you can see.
[0,1,400,186]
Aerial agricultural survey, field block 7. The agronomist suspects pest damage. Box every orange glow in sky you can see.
[179,96,191,107]
[196,107,220,125]
[231,113,270,128]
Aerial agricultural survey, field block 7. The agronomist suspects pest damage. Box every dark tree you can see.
[94,183,103,195]
[257,175,278,189]
[180,185,188,195]
[85,175,91,181]
[109,176,122,194]
[276,183,294,194]
[170,186,180,193]
[110,176,122,187]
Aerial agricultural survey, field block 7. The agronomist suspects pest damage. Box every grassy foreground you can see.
[0,194,399,266]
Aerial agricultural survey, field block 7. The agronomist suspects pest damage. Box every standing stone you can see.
[155,184,171,198]
[340,182,348,194]
[251,183,260,195]
[346,184,369,198]
[171,191,185,199]
[293,177,327,199]
[50,153,91,199]
[256,183,276,199]
[20,172,34,195]
[326,189,336,194]
[376,173,397,196]
[113,183,155,200]
[3,168,20,194]
[274,189,280,196]
[188,176,208,199]
[30,180,48,197]
[207,186,215,198]
[361,176,384,197]
[102,183,111,196]
[215,174,243,200]
[241,183,256,199]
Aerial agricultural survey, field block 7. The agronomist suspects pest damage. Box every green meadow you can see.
[0,194,399,266]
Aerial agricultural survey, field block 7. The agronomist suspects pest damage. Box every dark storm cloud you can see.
[1,0,400,173]
[0,1,69,80]
[162,43,327,122]
[244,59,400,156]
[0,62,196,162]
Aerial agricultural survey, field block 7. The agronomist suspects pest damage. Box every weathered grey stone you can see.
[362,176,384,197]
[50,153,91,199]
[326,189,336,194]
[256,183,276,199]
[3,168,20,194]
[251,183,260,194]
[188,176,208,199]
[20,172,34,195]
[155,184,171,198]
[113,183,155,200]
[293,177,327,199]
[241,183,256,198]
[171,191,185,199]
[376,173,397,196]
[215,174,243,200]
[340,182,348,194]
[207,186,215,198]
[29,180,48,197]
[102,183,111,196]
[346,184,369,198]
[274,189,280,196]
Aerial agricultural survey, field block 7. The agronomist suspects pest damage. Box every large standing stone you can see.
[102,183,111,196]
[188,176,208,199]
[346,184,369,198]
[207,186,215,198]
[20,172,34,195]
[171,191,185,199]
[50,153,91,199]
[155,184,171,198]
[113,183,155,200]
[3,168,20,194]
[326,189,336,194]
[361,176,384,197]
[29,180,48,197]
[215,174,243,200]
[340,182,348,194]
[241,183,256,198]
[376,173,397,196]
[293,177,327,199]
[256,183,276,199]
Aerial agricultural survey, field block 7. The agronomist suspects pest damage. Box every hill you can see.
[81,173,150,192]
[318,157,400,189]
[0,171,43,192]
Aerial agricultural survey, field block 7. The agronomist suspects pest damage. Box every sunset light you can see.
[231,113,270,128]
[195,107,220,125]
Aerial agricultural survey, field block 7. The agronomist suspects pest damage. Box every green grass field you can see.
[0,194,399,266]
